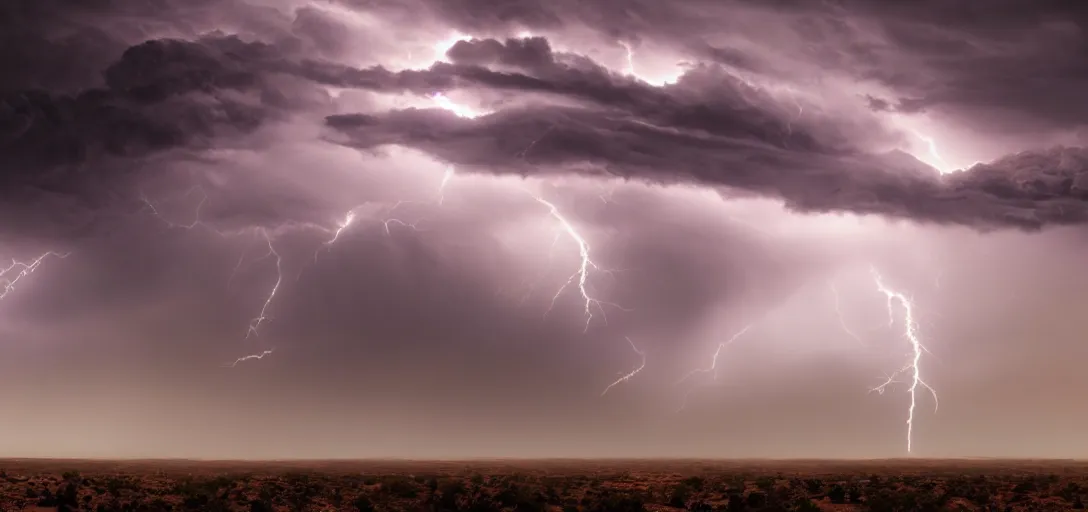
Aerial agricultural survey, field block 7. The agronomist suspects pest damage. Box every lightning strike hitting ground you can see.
[601,336,646,396]
[0,251,69,301]
[527,191,627,331]
[869,266,939,453]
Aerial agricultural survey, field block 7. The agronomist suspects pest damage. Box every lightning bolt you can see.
[782,87,804,139]
[618,40,679,86]
[246,231,282,340]
[140,189,372,366]
[224,348,275,367]
[678,324,753,385]
[620,41,638,77]
[140,159,465,367]
[430,93,489,119]
[525,190,628,331]
[869,266,938,453]
[909,129,952,173]
[828,281,864,344]
[321,210,359,250]
[0,251,69,301]
[436,166,455,206]
[676,324,753,411]
[601,336,646,396]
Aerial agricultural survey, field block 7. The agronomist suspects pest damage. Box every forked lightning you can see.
[525,191,629,332]
[0,252,69,301]
[869,266,939,453]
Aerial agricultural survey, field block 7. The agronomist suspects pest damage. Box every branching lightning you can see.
[677,325,753,385]
[869,266,938,453]
[246,231,282,340]
[139,156,459,367]
[0,251,69,301]
[601,336,646,396]
[675,324,753,411]
[526,190,628,331]
[140,189,367,366]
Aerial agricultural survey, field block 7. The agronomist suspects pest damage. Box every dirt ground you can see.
[3,458,1087,511]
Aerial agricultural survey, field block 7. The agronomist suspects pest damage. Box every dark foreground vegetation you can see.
[2,459,1087,511]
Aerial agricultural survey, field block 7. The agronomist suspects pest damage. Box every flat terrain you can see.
[2,458,1087,511]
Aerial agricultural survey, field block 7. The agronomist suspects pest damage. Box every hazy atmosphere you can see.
[2,0,1087,460]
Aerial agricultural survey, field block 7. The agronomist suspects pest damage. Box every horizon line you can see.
[3,456,1087,463]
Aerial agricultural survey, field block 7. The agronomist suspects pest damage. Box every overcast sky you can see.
[1,0,1087,459]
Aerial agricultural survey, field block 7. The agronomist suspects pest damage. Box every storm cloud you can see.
[1,0,1087,459]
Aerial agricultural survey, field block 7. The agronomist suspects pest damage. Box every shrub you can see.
[669,484,693,508]
[827,484,846,504]
[352,495,376,512]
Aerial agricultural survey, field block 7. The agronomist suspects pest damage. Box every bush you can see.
[586,491,644,512]
[827,484,846,504]
[746,491,767,508]
[727,493,747,511]
[669,484,693,508]
[249,499,273,512]
[382,477,419,498]
[682,476,706,491]
[352,495,376,512]
[794,498,820,511]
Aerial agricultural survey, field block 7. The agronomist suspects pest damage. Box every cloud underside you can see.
[2,2,1087,236]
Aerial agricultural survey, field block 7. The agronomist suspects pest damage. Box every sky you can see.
[1,0,1087,460]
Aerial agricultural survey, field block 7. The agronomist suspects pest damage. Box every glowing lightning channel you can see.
[909,129,952,173]
[225,348,275,367]
[677,324,753,386]
[246,231,282,340]
[437,166,455,206]
[526,191,627,331]
[324,210,358,248]
[430,93,488,119]
[140,189,357,366]
[140,165,456,368]
[618,40,681,86]
[620,41,638,77]
[675,324,753,411]
[601,336,646,396]
[0,251,70,300]
[868,267,938,453]
[828,281,864,344]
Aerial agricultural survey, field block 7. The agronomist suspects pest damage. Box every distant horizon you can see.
[4,456,1086,463]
